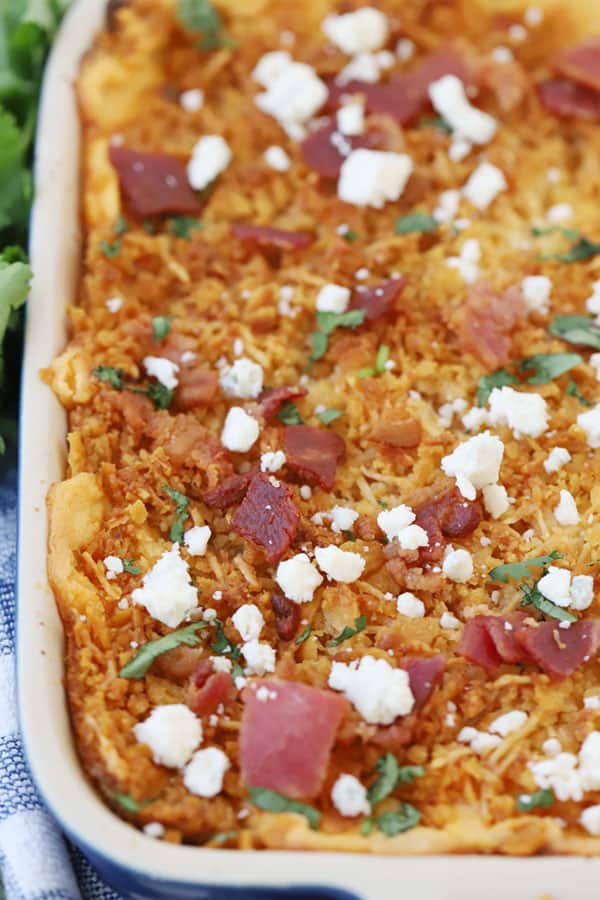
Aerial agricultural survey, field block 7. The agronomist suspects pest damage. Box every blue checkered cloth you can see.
[0,462,122,900]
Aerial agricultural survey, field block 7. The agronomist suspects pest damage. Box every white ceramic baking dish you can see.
[16,0,600,896]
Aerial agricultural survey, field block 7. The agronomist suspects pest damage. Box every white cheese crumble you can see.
[491,46,513,63]
[254,57,328,138]
[443,547,473,583]
[483,484,510,519]
[458,726,501,755]
[322,7,388,54]
[547,202,573,223]
[489,710,528,737]
[396,592,425,618]
[132,544,198,627]
[462,162,507,210]
[487,386,548,439]
[521,275,552,315]
[377,504,415,539]
[143,822,165,839]
[554,489,579,526]
[581,805,600,836]
[446,237,480,284]
[448,137,472,162]
[434,188,461,224]
[264,145,291,172]
[397,524,429,550]
[440,611,461,629]
[211,656,232,673]
[544,447,571,474]
[586,280,600,316]
[252,51,291,86]
[260,450,286,473]
[585,696,600,710]
[220,407,260,452]
[183,747,230,798]
[529,732,600,802]
[315,545,365,583]
[441,431,504,500]
[577,405,600,448]
[219,357,264,399]
[105,296,123,313]
[329,505,359,533]
[537,566,571,606]
[524,6,543,26]
[104,555,123,580]
[338,149,413,209]
[143,356,179,390]
[337,101,365,136]
[571,575,594,611]
[183,525,212,556]
[429,75,496,145]
[232,603,265,642]
[316,283,351,314]
[275,552,323,603]
[187,135,232,190]
[329,655,414,724]
[180,88,204,112]
[331,774,371,817]
[543,738,562,757]
[133,705,202,768]
[396,38,415,61]
[242,639,276,675]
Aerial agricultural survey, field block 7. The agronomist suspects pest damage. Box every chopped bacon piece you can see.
[538,78,600,120]
[449,282,522,369]
[371,716,416,750]
[203,472,253,510]
[152,645,203,683]
[406,656,446,709]
[351,276,407,322]
[105,389,154,433]
[372,418,422,449]
[555,40,600,92]
[516,619,600,678]
[231,472,299,563]
[240,679,348,799]
[458,616,503,673]
[258,385,308,422]
[270,594,301,641]
[414,488,481,562]
[300,124,374,179]
[108,146,201,218]
[486,612,528,664]
[232,223,313,250]
[284,425,345,492]
[175,367,219,411]
[186,664,236,717]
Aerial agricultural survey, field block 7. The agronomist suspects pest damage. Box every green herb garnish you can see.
[163,485,190,542]
[489,551,562,584]
[367,753,424,806]
[542,237,600,264]
[177,0,235,50]
[341,228,358,242]
[531,225,579,240]
[395,212,438,235]
[516,788,554,812]
[114,214,129,237]
[357,344,390,379]
[295,624,312,645]
[328,614,367,647]
[377,499,388,509]
[168,216,202,239]
[99,239,122,259]
[567,378,592,406]
[119,622,208,679]
[518,352,582,385]
[152,316,172,341]
[476,368,519,407]
[93,365,174,410]
[550,315,600,351]
[210,830,238,844]
[121,559,141,576]
[317,408,344,425]
[114,792,150,813]
[92,365,124,389]
[248,788,320,830]
[342,529,356,542]
[371,803,421,836]
[277,401,303,425]
[143,382,174,410]
[211,619,241,660]
[418,115,452,134]
[309,309,366,363]
[520,580,576,623]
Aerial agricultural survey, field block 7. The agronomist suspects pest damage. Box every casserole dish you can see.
[17,0,600,896]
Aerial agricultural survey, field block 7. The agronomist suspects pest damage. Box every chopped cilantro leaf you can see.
[295,624,312,645]
[248,788,320,830]
[567,378,592,407]
[516,788,554,812]
[211,619,241,659]
[541,237,600,264]
[309,309,365,363]
[328,614,367,647]
[342,529,356,541]
[163,485,191,542]
[550,315,600,351]
[520,580,577,623]
[360,817,374,835]
[367,753,424,806]
[121,559,141,575]
[169,216,202,239]
[358,344,390,379]
[531,225,579,240]
[377,499,388,509]
[489,551,562,584]
[99,239,122,259]
[92,366,124,389]
[152,316,172,341]
[177,0,235,50]
[144,382,174,410]
[341,228,358,242]
[476,368,518,407]
[210,830,238,844]
[519,352,582,385]
[317,408,344,425]
[418,115,452,134]
[114,792,149,813]
[119,622,208,679]
[277,401,303,425]
[372,803,421,836]
[114,214,128,236]
[395,212,438,235]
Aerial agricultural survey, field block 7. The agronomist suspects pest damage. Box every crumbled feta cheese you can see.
[316,283,351,314]
[508,23,528,42]
[105,296,123,313]
[278,284,298,317]
[184,747,230,798]
[491,46,513,63]
[483,483,510,519]
[104,555,123,580]
[463,162,507,210]
[547,167,561,183]
[396,38,414,61]
[264,145,291,172]
[180,88,204,112]
[329,505,359,534]
[331,774,371,817]
[260,450,286,473]
[443,548,473,583]
[329,655,414,724]
[440,611,460,629]
[252,51,291,86]
[434,188,461,223]
[275,552,323,603]
[143,822,165,839]
[219,357,263,399]
[462,406,489,432]
[441,431,504,500]
[570,575,594,611]
[586,281,600,315]
[336,51,382,85]
[184,525,211,556]
[487,386,548,439]
[232,603,265,642]
[322,7,388,54]
[220,407,260,452]
[543,738,562,757]
[458,726,502,755]
[187,135,232,190]
[377,504,415,539]
[132,544,198,627]
[210,656,232,673]
[242,639,276,675]
[554,489,579,526]
[438,397,468,428]
[448,137,472,162]
[337,101,365,136]
[544,447,571,474]
[581,805,600,836]
[537,566,571,607]
[397,524,429,550]
[255,59,328,137]
[338,149,413,208]
[547,202,573,223]
[315,545,365,583]
[524,6,543,26]
[521,275,552,315]
[396,592,425,618]
[233,338,244,357]
[446,238,480,284]
[577,405,600,448]
[143,356,179,390]
[429,75,496,145]
[133,704,202,768]
[300,485,312,500]
[489,710,527,737]
[530,752,581,801]
[585,696,600,710]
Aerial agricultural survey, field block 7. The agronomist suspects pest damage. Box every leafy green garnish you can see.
[550,315,600,351]
[418,115,452,134]
[309,309,366,363]
[370,803,421,837]
[328,615,367,647]
[518,352,582,385]
[342,529,356,542]
[163,485,190,542]
[516,788,554,812]
[520,580,576,623]
[476,368,518,407]
[211,619,241,660]
[489,551,562,584]
[92,365,124,389]
[210,830,238,844]
[119,622,208,679]
[177,0,235,50]
[143,382,174,410]
[377,499,388,509]
[93,365,174,409]
[277,401,303,425]
[567,378,592,406]
[542,237,600,264]
[152,316,172,341]
[317,408,344,425]
[295,624,312,645]
[168,216,203,239]
[357,344,390,380]
[395,212,438,235]
[531,225,579,241]
[0,250,31,379]
[114,792,150,813]
[121,559,141,576]
[367,753,424,806]
[99,239,122,259]
[114,214,128,237]
[248,787,320,830]
[341,228,358,243]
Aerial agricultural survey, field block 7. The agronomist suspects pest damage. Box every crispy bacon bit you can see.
[231,472,299,563]
[538,78,600,120]
[371,715,416,750]
[449,282,523,369]
[351,276,407,322]
[175,367,219,411]
[204,472,253,510]
[186,665,236,717]
[240,679,348,799]
[516,619,600,678]
[406,656,446,709]
[485,612,528,664]
[270,594,301,641]
[372,418,421,449]
[152,645,204,683]
[299,124,365,179]
[458,616,504,673]
[258,385,308,422]
[108,146,202,218]
[105,389,154,433]
[284,425,345,492]
[555,40,600,92]
[414,488,481,562]
[231,223,313,250]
